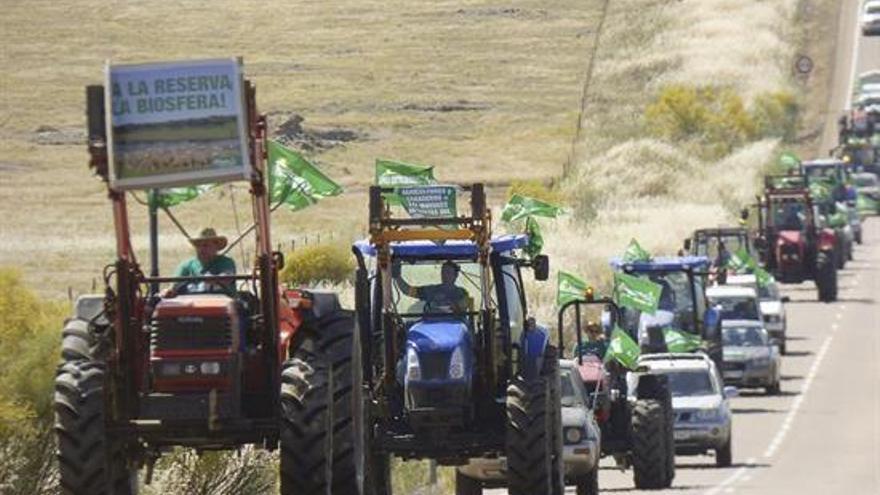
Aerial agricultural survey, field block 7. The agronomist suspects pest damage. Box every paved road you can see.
[484,1,880,493]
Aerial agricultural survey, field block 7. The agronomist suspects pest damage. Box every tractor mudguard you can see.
[519,324,550,381]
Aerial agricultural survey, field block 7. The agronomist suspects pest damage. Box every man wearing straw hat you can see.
[165,227,236,296]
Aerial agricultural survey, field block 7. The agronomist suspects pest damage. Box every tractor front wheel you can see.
[55,360,136,495]
[631,399,668,489]
[456,470,483,495]
[506,347,563,495]
[815,252,838,302]
[280,310,358,495]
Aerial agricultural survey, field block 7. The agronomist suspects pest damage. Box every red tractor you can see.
[55,71,357,494]
[755,175,838,302]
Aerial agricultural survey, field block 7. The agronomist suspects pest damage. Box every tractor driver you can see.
[393,260,471,313]
[164,228,237,297]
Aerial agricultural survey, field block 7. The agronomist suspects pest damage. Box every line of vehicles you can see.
[55,61,879,495]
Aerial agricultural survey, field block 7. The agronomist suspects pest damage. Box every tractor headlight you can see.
[696,409,720,421]
[406,348,421,382]
[200,362,221,375]
[564,426,585,444]
[448,347,465,380]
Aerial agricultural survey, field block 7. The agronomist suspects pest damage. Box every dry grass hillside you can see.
[521,0,835,324]
[1,0,600,297]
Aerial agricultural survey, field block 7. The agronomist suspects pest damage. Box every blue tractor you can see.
[609,256,723,367]
[350,184,564,495]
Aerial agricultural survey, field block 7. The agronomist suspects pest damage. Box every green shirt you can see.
[175,255,237,277]
[174,255,237,294]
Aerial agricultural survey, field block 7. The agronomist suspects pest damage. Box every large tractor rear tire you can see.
[637,375,675,487]
[55,360,136,495]
[506,347,563,495]
[575,466,599,495]
[280,310,358,495]
[456,470,483,495]
[815,252,838,303]
[631,399,668,490]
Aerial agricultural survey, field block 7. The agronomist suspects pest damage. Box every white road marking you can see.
[704,457,757,495]
[763,334,835,459]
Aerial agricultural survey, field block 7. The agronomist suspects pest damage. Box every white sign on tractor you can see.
[105,58,250,190]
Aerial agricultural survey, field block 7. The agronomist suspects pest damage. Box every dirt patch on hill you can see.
[268,113,364,152]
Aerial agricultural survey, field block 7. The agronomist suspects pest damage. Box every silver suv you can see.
[637,353,736,467]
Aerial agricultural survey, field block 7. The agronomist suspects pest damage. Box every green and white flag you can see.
[663,327,703,353]
[524,216,545,258]
[500,194,564,223]
[557,270,589,307]
[613,272,662,314]
[857,194,879,212]
[501,194,563,256]
[726,247,774,287]
[153,184,215,209]
[623,238,651,263]
[375,159,436,206]
[778,151,801,172]
[375,159,436,186]
[267,140,343,211]
[605,326,641,370]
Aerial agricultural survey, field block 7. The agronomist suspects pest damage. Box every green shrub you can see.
[0,268,64,434]
[143,448,276,495]
[645,85,800,157]
[506,179,563,205]
[0,268,65,494]
[645,84,756,155]
[279,242,355,286]
[751,90,799,141]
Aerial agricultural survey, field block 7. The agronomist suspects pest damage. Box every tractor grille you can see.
[151,316,233,351]
[418,352,450,380]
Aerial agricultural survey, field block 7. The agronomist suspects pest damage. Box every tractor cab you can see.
[801,158,853,203]
[609,257,722,367]
[355,234,536,431]
[756,175,838,302]
[353,184,563,494]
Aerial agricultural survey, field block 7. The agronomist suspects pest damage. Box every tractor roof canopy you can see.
[355,234,528,260]
[609,256,710,272]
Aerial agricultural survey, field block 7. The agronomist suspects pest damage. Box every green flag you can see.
[524,216,545,258]
[153,184,215,209]
[778,151,800,172]
[375,159,436,206]
[375,159,436,186]
[726,248,774,287]
[557,270,589,307]
[613,272,662,314]
[501,194,563,223]
[857,194,878,213]
[267,140,343,211]
[809,179,833,200]
[663,327,703,353]
[605,326,641,370]
[623,238,651,262]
